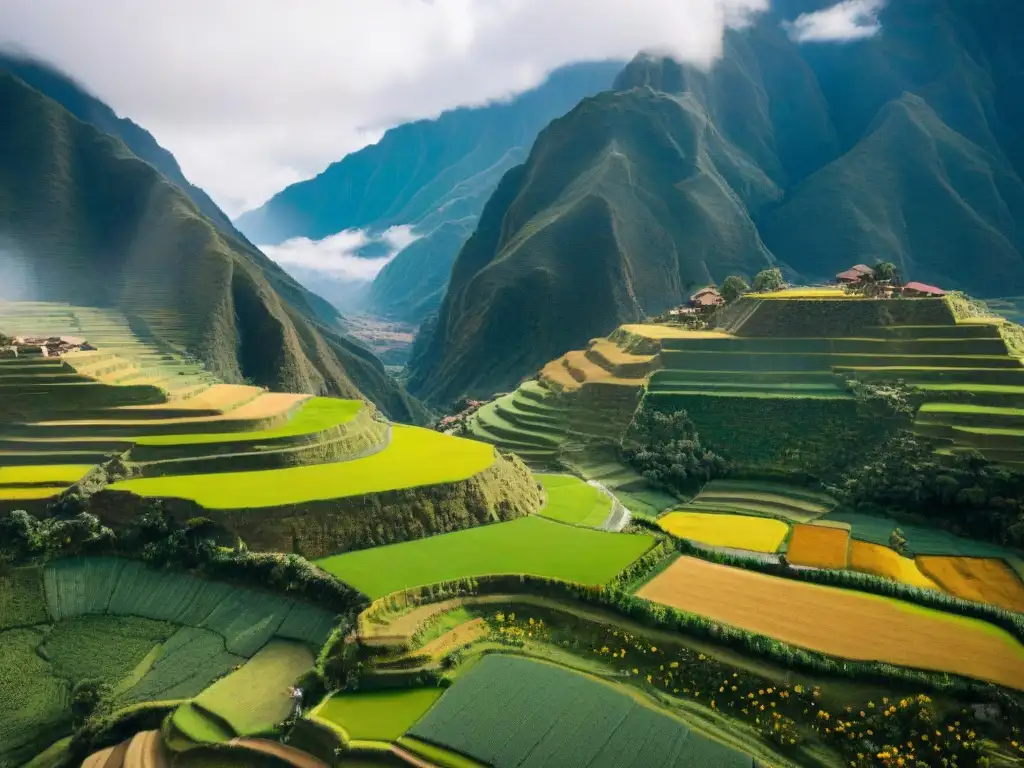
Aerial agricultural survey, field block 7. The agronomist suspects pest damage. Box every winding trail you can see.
[589,480,632,532]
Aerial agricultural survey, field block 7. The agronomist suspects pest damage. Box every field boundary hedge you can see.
[354,574,1019,697]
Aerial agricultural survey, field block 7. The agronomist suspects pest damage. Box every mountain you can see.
[0,71,424,422]
[407,0,1024,405]
[234,62,622,320]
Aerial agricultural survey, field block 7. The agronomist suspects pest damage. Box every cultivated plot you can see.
[536,474,611,527]
[408,654,754,768]
[638,557,1024,690]
[316,688,443,742]
[658,511,788,553]
[317,516,655,599]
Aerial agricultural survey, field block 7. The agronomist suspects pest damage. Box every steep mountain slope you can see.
[235,62,621,321]
[0,72,424,422]
[408,0,1024,404]
[0,52,343,329]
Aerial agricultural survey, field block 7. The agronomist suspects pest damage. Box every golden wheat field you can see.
[916,556,1024,613]
[849,541,940,590]
[637,557,1024,690]
[658,511,789,553]
[787,524,850,568]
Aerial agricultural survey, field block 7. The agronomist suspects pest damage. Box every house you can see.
[689,286,724,308]
[902,281,946,297]
[836,264,874,284]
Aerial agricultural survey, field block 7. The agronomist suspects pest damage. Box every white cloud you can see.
[783,0,886,43]
[0,0,768,215]
[262,226,419,283]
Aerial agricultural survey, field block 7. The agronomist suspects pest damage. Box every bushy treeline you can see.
[837,431,1024,547]
[619,406,729,494]
[0,509,113,564]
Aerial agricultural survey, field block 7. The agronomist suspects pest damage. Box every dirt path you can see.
[638,557,1024,690]
[590,480,631,532]
[228,737,330,768]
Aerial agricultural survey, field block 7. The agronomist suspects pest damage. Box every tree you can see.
[872,261,897,282]
[620,407,729,494]
[720,275,749,303]
[753,267,784,293]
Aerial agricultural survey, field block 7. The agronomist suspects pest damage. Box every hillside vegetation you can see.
[0,74,423,423]
[409,0,1024,403]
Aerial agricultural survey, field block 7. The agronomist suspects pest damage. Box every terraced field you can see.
[638,557,1024,690]
[673,480,836,523]
[0,558,335,765]
[316,516,655,598]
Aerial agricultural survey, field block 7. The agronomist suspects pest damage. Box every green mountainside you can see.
[0,72,424,422]
[408,0,1024,404]
[234,62,621,320]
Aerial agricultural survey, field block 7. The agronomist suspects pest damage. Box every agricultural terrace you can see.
[408,654,755,768]
[818,510,1018,558]
[173,639,314,743]
[133,396,363,446]
[786,524,851,569]
[916,556,1024,613]
[0,465,95,485]
[316,516,655,598]
[315,688,443,742]
[108,425,496,508]
[658,511,788,553]
[536,473,611,527]
[679,480,835,523]
[638,557,1024,690]
[848,542,939,590]
[0,558,334,764]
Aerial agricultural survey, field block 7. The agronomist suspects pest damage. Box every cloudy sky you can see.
[0,0,883,218]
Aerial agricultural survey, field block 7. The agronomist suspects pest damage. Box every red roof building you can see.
[902,281,946,297]
[836,264,875,283]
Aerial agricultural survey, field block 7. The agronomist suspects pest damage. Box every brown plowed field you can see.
[917,556,1024,613]
[637,557,1024,690]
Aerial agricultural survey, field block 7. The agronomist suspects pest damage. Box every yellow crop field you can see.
[658,511,788,553]
[638,557,1024,691]
[787,524,850,568]
[109,425,496,509]
[122,384,263,412]
[916,556,1024,613]
[748,288,850,299]
[0,465,94,484]
[619,325,733,340]
[0,486,67,500]
[849,542,939,590]
[44,392,307,427]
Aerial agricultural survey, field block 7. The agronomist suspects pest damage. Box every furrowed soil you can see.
[637,557,1024,690]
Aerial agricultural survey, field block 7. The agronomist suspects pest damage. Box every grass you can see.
[916,557,1024,613]
[0,464,93,484]
[787,524,851,568]
[316,688,443,741]
[172,703,235,744]
[134,397,362,446]
[408,654,753,768]
[0,487,67,500]
[658,511,788,553]
[43,615,172,684]
[108,426,495,508]
[397,737,486,768]
[0,628,69,766]
[638,557,1024,690]
[537,474,611,527]
[817,511,1017,558]
[317,516,655,599]
[191,639,314,738]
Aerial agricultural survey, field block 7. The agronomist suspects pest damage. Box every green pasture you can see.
[0,628,69,766]
[0,568,48,629]
[185,639,314,740]
[316,688,443,741]
[537,474,611,527]
[408,654,753,768]
[134,396,363,446]
[108,425,495,508]
[317,516,655,599]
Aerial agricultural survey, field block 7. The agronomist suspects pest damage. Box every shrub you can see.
[620,406,729,494]
[720,275,749,303]
[753,267,784,293]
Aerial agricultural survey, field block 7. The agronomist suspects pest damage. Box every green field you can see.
[537,474,611,527]
[316,688,444,741]
[134,396,363,446]
[0,568,48,628]
[408,654,754,768]
[182,639,313,740]
[680,480,835,524]
[317,516,655,598]
[108,425,496,508]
